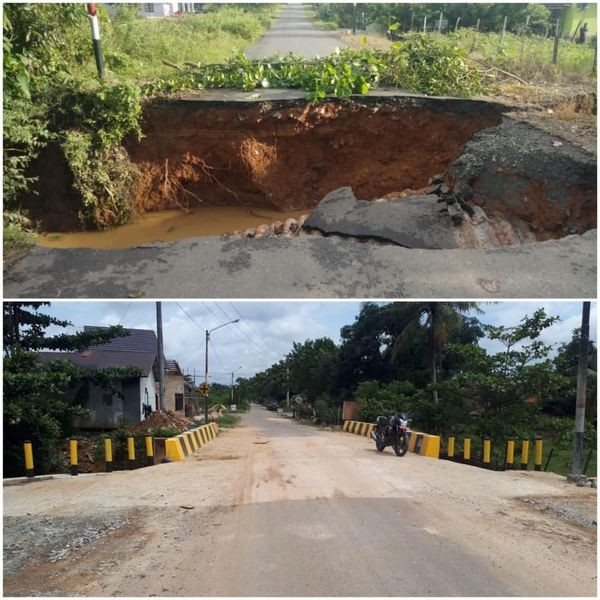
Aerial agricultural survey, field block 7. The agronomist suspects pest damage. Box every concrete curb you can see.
[343,420,440,459]
[165,423,219,461]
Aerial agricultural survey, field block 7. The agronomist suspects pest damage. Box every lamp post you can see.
[230,366,242,405]
[204,319,239,422]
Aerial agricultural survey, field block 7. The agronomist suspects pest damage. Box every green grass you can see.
[214,414,240,428]
[451,29,596,83]
[99,5,281,82]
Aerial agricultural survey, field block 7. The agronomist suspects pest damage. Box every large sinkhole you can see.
[32,92,596,250]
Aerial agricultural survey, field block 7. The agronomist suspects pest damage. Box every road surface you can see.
[4,408,597,596]
[246,4,346,58]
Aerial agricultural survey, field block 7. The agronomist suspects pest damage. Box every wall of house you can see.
[165,374,185,413]
[140,370,157,415]
[73,380,144,429]
[562,4,597,37]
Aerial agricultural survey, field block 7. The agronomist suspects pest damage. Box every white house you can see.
[105,3,197,18]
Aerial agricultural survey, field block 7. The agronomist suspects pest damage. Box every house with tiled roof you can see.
[38,327,186,428]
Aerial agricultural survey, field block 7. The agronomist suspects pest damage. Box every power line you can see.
[175,302,206,331]
[228,302,282,358]
[118,302,132,325]
[208,338,226,372]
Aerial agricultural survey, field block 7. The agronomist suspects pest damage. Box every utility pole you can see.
[204,330,209,422]
[571,302,591,476]
[286,364,290,409]
[86,4,105,79]
[156,302,165,411]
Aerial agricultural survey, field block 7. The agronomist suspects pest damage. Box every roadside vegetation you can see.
[241,303,597,477]
[312,3,597,84]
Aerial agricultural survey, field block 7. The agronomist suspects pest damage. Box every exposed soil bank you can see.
[127,94,503,213]
[38,206,306,250]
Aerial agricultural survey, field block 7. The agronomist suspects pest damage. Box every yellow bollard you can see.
[145,436,154,466]
[447,436,455,458]
[70,438,78,476]
[127,436,136,470]
[24,441,35,478]
[534,437,543,471]
[506,438,515,468]
[483,438,491,464]
[521,439,530,470]
[104,438,113,472]
[463,437,471,461]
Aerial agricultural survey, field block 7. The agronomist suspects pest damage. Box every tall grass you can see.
[100,5,280,81]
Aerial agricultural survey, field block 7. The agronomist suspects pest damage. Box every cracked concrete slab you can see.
[304,187,458,249]
[4,231,596,299]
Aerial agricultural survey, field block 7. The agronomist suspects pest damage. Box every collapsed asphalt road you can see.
[4,229,596,298]
[4,408,597,596]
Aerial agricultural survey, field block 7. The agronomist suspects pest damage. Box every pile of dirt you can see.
[127,410,193,434]
[58,438,103,474]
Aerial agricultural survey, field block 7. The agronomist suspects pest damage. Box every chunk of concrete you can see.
[304,187,458,249]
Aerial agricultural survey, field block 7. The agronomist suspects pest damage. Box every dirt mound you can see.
[127,410,193,434]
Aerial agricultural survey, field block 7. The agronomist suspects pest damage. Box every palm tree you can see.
[389,302,482,404]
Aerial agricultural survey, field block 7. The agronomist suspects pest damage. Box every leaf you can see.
[389,22,400,31]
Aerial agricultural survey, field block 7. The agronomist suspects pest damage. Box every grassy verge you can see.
[214,414,241,428]
[101,5,281,81]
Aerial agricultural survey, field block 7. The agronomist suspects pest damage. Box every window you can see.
[144,4,155,13]
[175,393,184,411]
[103,393,113,406]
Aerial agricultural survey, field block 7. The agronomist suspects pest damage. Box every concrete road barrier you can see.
[165,423,219,462]
[343,420,440,459]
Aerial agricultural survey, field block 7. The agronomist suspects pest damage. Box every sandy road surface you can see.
[4,407,597,596]
[245,4,346,59]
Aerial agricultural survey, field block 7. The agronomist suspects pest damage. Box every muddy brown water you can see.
[38,206,307,250]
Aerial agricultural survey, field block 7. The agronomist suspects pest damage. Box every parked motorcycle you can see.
[371,413,410,456]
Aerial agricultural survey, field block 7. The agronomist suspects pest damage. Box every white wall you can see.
[140,369,157,413]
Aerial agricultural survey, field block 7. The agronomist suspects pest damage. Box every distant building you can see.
[105,3,199,18]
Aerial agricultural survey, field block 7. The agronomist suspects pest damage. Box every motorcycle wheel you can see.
[393,434,409,457]
[375,432,386,452]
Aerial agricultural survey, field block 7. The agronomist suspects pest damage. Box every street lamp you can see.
[204,319,239,422]
[230,366,242,405]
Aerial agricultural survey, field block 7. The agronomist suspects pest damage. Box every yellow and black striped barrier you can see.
[165,423,220,462]
[70,438,78,476]
[127,436,136,470]
[24,441,35,478]
[342,420,440,459]
[441,435,544,472]
[145,436,154,466]
[105,438,113,472]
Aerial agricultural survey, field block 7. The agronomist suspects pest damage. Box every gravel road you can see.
[4,407,597,596]
[245,4,346,59]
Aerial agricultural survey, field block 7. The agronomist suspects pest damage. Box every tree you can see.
[444,308,562,440]
[389,302,482,404]
[3,303,140,476]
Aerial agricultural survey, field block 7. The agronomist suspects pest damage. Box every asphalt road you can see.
[5,231,597,299]
[4,408,596,596]
[245,4,346,58]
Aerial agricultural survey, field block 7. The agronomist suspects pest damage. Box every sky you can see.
[30,301,597,386]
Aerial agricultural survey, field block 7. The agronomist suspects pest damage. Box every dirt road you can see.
[4,407,597,596]
[246,4,346,59]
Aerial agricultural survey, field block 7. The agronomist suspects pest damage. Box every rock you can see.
[230,231,243,240]
[179,504,195,510]
[244,227,255,239]
[254,224,271,239]
[455,181,474,202]
[457,198,476,218]
[297,214,308,228]
[284,218,298,233]
[429,173,445,185]
[440,184,451,195]
[447,204,464,225]
[427,183,443,195]
[272,220,284,235]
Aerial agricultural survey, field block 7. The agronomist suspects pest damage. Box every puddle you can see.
[38,206,307,249]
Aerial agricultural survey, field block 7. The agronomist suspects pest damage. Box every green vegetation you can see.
[239,303,596,474]
[214,414,240,428]
[3,303,142,476]
[150,426,181,438]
